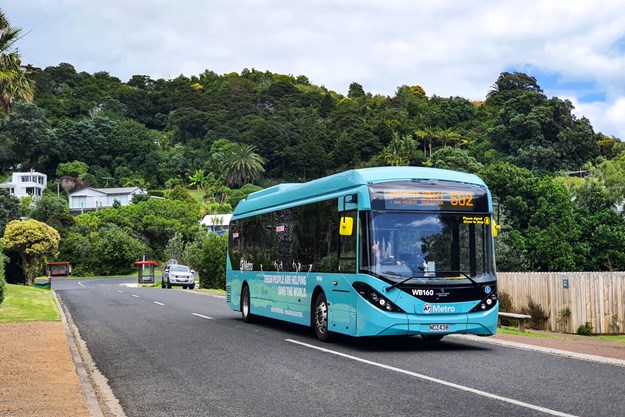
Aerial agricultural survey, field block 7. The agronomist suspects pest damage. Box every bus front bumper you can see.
[354,297,498,337]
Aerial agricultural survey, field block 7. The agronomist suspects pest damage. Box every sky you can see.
[4,0,625,139]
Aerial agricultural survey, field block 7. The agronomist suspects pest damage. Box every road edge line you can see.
[54,291,127,417]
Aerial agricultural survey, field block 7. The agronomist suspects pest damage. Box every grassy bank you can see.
[498,326,625,343]
[0,284,60,322]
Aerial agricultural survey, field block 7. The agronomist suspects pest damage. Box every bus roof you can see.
[234,167,487,216]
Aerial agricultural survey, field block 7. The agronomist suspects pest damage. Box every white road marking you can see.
[78,282,85,287]
[191,313,214,320]
[153,301,165,306]
[132,294,139,298]
[286,339,577,417]
[117,290,123,293]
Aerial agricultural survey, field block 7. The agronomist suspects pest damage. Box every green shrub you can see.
[576,321,593,336]
[497,291,514,326]
[521,297,550,330]
[556,306,571,331]
[89,226,145,275]
[497,291,513,312]
[191,233,228,290]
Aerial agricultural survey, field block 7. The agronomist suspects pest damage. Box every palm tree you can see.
[0,11,34,116]
[223,144,265,188]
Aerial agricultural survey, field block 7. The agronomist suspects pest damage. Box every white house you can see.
[0,170,47,199]
[68,187,146,212]
[201,214,232,235]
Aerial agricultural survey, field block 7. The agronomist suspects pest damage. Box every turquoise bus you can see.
[226,167,498,342]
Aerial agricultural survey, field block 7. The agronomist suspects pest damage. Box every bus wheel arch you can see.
[241,282,254,323]
[311,287,332,342]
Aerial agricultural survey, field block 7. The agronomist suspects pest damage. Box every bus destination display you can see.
[370,181,489,212]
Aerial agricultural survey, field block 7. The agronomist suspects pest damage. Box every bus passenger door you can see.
[330,210,357,336]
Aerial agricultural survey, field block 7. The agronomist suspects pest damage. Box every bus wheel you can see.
[421,335,444,342]
[241,285,253,323]
[313,292,331,342]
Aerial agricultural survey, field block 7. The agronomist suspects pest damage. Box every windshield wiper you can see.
[439,270,479,287]
[385,276,420,291]
[385,270,479,291]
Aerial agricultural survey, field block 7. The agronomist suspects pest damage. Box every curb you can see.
[457,334,625,367]
[54,291,127,417]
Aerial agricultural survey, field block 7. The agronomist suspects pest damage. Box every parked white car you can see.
[161,264,195,289]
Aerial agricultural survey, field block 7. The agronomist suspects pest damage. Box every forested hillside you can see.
[2,61,625,276]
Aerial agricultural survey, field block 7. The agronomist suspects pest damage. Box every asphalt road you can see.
[54,277,625,417]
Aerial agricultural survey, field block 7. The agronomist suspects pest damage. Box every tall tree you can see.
[0,11,34,116]
[1,219,60,286]
[223,144,265,187]
[0,189,20,235]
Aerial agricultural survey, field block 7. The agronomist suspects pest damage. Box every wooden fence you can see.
[497,272,625,334]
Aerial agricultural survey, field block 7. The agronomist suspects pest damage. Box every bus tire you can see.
[241,285,253,323]
[313,292,332,342]
[421,334,444,342]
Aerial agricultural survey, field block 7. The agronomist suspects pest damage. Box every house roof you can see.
[92,187,144,195]
[69,187,144,196]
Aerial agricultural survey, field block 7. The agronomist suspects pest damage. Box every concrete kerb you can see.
[456,334,625,367]
[54,291,127,417]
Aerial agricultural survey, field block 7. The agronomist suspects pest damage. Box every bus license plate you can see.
[429,324,449,331]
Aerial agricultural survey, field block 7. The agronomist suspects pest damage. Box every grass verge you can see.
[0,284,60,322]
[596,335,625,343]
[497,327,563,339]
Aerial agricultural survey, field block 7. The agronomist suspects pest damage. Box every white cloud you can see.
[4,0,625,138]
[574,98,625,139]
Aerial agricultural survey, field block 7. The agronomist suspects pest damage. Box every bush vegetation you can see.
[576,322,593,336]
[0,247,6,306]
[521,297,550,330]
[3,38,625,279]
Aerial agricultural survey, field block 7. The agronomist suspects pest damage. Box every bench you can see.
[498,312,532,332]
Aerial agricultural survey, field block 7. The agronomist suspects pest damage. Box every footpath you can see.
[1,302,624,417]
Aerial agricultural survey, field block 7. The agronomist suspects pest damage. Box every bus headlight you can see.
[470,292,497,313]
[353,282,404,313]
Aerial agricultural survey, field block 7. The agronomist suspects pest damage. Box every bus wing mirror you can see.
[339,216,354,236]
[492,220,502,237]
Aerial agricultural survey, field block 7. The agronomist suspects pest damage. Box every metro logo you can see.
[433,305,456,313]
[423,304,456,314]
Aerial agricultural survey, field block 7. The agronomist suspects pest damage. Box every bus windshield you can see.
[361,211,493,285]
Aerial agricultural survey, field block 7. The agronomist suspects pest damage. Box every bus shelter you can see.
[135,261,157,284]
[47,262,72,277]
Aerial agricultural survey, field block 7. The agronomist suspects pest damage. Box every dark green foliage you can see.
[497,291,514,326]
[521,297,550,330]
[0,101,57,172]
[5,64,620,275]
[0,247,6,305]
[576,322,593,336]
[189,233,228,290]
[87,226,145,275]
[30,195,70,227]
[228,184,262,208]
[497,291,513,312]
[69,198,200,265]
[428,147,483,173]
[0,189,20,236]
[131,193,151,204]
[167,186,196,203]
